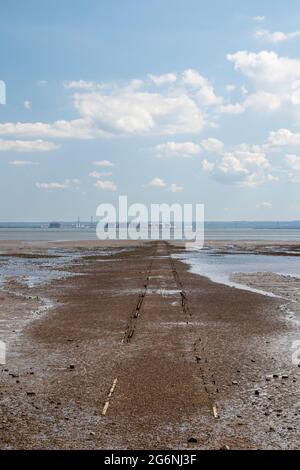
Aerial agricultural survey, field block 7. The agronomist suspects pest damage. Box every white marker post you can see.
[0,341,6,365]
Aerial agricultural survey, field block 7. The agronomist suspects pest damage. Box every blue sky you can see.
[1,0,300,221]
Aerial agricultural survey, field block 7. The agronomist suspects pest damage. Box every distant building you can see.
[48,222,62,229]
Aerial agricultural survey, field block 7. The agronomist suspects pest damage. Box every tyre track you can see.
[122,247,157,343]
[166,243,220,417]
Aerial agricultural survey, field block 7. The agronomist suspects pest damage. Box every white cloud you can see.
[182,69,208,88]
[9,160,39,166]
[227,50,300,115]
[74,89,205,135]
[285,154,300,182]
[0,69,225,141]
[89,171,112,178]
[36,179,80,190]
[285,154,300,170]
[24,100,31,110]
[0,119,104,139]
[201,138,224,153]
[252,16,265,22]
[37,80,48,86]
[227,50,300,88]
[147,177,167,188]
[155,141,201,158]
[202,146,277,187]
[219,103,245,114]
[148,73,177,86]
[0,139,59,152]
[267,128,300,147]
[94,160,114,167]
[226,84,236,92]
[255,29,300,44]
[182,69,222,106]
[94,179,117,191]
[64,80,98,90]
[244,91,281,111]
[152,137,224,158]
[167,183,183,193]
[256,201,272,209]
[202,159,215,172]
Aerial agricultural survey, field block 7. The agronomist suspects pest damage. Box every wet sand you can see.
[0,240,299,449]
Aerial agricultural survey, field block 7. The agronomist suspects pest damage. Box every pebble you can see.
[188,437,198,443]
[232,381,238,385]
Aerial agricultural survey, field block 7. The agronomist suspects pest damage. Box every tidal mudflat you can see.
[0,240,299,449]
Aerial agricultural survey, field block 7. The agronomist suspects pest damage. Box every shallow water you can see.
[177,249,300,297]
[0,254,78,288]
[1,227,300,241]
[0,247,130,288]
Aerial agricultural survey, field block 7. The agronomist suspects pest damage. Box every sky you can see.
[0,0,300,221]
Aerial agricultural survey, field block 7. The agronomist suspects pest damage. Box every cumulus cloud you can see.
[24,100,31,110]
[285,154,300,182]
[219,103,245,114]
[200,138,224,153]
[202,159,215,172]
[153,137,224,158]
[256,201,272,209]
[167,183,183,193]
[0,139,59,152]
[94,179,117,191]
[227,50,300,96]
[89,171,112,178]
[8,160,40,166]
[256,201,273,209]
[182,69,222,106]
[148,73,177,86]
[252,16,265,22]
[255,29,300,44]
[286,154,300,170]
[147,177,167,188]
[226,84,236,92]
[202,145,277,187]
[227,51,300,86]
[0,119,104,139]
[64,80,99,90]
[0,69,226,141]
[227,50,300,116]
[63,70,220,136]
[267,128,300,147]
[73,89,205,135]
[94,160,114,167]
[244,91,281,111]
[36,179,80,190]
[9,160,39,166]
[155,141,201,158]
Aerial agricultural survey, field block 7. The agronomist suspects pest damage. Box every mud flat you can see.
[0,240,299,449]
